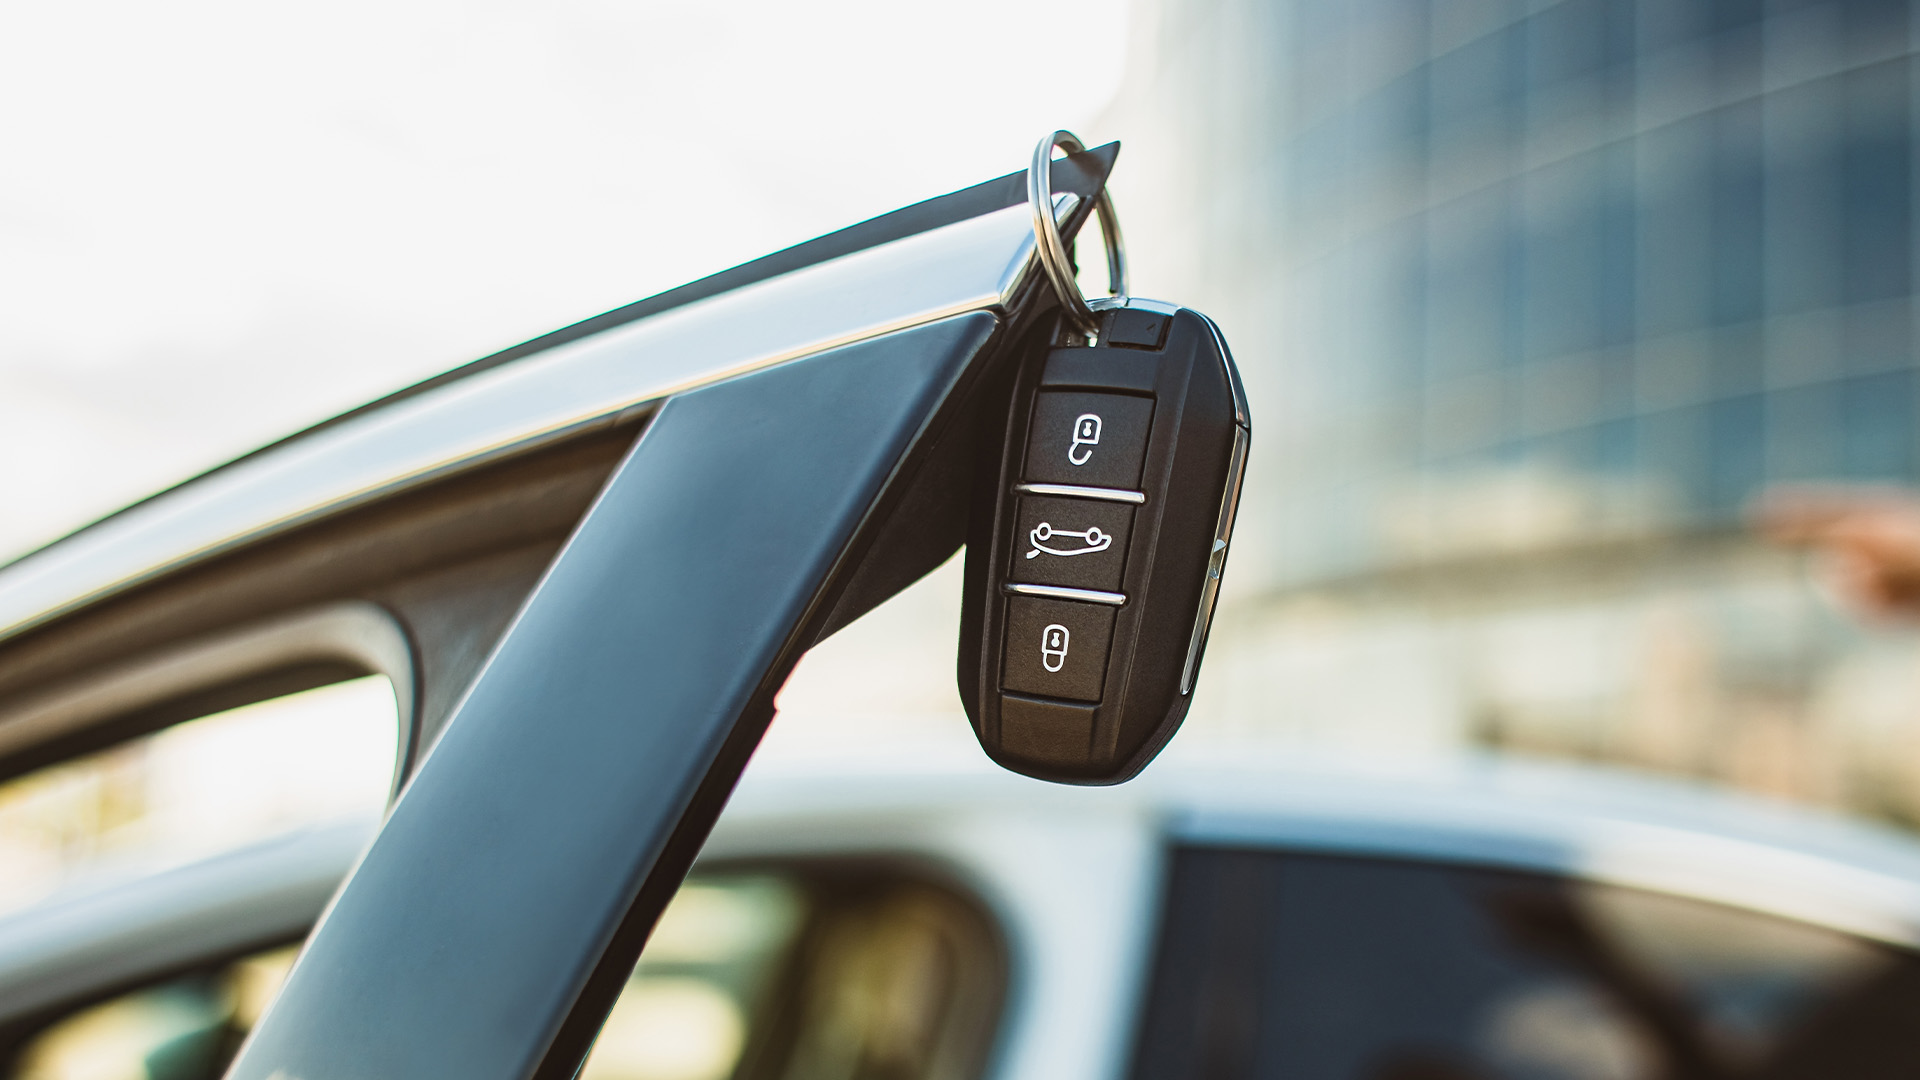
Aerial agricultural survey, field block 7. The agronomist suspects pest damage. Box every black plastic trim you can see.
[224,313,1003,1080]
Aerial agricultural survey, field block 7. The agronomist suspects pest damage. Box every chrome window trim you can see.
[0,201,1063,642]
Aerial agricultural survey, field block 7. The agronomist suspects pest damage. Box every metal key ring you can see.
[1028,130,1128,336]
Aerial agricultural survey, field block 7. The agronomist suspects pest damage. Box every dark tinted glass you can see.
[1130,848,1920,1080]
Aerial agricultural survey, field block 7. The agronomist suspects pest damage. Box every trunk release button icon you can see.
[1027,522,1112,559]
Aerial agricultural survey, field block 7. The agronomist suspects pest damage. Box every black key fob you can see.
[960,301,1249,784]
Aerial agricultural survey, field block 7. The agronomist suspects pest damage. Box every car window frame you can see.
[0,602,412,790]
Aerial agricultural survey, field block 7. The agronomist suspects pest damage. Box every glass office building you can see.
[1106,0,1920,820]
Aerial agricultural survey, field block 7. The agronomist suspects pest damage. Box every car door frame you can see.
[0,147,1120,1080]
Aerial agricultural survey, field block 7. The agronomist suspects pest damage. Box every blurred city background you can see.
[1105,0,1920,827]
[10,0,1920,926]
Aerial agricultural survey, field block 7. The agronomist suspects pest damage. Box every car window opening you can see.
[0,675,398,918]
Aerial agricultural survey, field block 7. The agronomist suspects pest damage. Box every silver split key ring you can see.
[1027,130,1128,337]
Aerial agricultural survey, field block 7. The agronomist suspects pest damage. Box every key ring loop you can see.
[1028,130,1128,336]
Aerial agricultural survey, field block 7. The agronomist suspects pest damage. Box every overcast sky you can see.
[0,0,1128,560]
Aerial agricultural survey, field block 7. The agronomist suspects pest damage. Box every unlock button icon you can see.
[1024,392,1154,489]
[1068,413,1102,465]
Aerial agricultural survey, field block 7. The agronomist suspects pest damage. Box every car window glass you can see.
[581,877,803,1080]
[1568,885,1891,1069]
[586,872,1004,1080]
[0,867,1003,1080]
[768,886,1000,1080]
[0,675,396,916]
[1131,848,1920,1080]
[8,945,297,1080]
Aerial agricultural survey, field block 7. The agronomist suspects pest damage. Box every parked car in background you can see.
[4,742,1920,1080]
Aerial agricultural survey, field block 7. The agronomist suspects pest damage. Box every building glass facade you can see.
[1105,0,1920,822]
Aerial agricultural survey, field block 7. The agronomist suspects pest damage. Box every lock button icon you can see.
[1041,624,1070,672]
[1001,597,1115,703]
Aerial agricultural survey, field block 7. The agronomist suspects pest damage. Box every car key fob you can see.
[960,300,1249,784]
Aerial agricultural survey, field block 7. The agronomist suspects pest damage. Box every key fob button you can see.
[1024,392,1153,489]
[1008,496,1133,592]
[1001,597,1115,702]
[998,694,1097,762]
